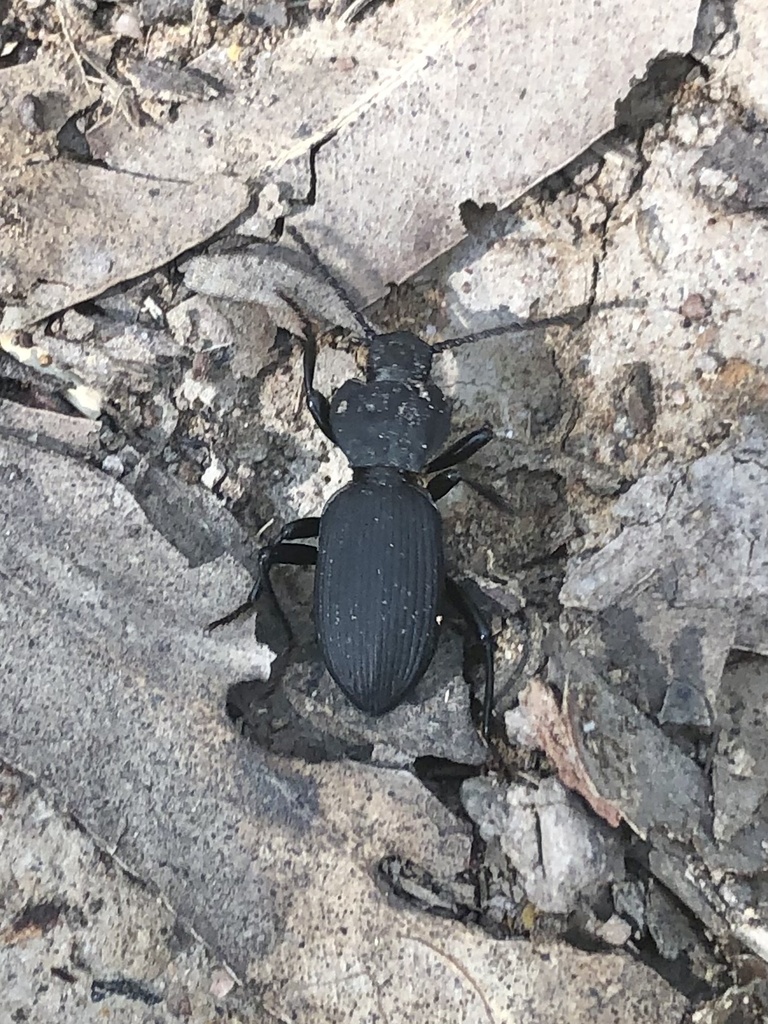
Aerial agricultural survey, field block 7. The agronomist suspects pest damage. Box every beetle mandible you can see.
[208,225,505,738]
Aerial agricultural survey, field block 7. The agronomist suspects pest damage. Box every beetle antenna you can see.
[432,297,645,353]
[432,310,585,353]
[284,224,377,342]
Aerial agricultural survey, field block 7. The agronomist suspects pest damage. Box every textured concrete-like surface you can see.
[0,769,274,1023]
[3,0,699,325]
[0,434,687,1023]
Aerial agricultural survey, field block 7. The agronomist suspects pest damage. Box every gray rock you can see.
[561,426,768,722]
[461,776,625,915]
[0,398,100,455]
[695,122,768,214]
[139,0,194,24]
[712,657,768,844]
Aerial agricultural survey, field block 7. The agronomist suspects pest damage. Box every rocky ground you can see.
[2,0,768,1021]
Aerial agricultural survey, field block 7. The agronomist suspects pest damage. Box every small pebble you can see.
[209,968,235,1000]
[65,385,103,419]
[102,455,125,478]
[504,706,538,749]
[595,914,632,946]
[695,353,720,375]
[201,455,226,490]
[246,1,287,28]
[679,293,710,322]
[331,55,357,72]
[114,8,143,38]
[17,94,43,133]
[674,114,699,147]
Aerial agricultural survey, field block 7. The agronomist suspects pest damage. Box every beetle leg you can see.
[425,425,494,475]
[277,290,335,443]
[205,518,319,635]
[444,577,494,741]
[274,517,321,542]
[300,322,334,442]
[206,541,317,637]
[427,470,460,502]
[252,541,318,642]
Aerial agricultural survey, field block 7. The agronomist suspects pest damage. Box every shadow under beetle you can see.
[208,226,581,739]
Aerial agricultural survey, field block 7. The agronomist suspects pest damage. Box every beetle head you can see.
[366,332,433,383]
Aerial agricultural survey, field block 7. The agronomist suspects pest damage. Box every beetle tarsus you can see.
[205,595,260,633]
[256,541,318,642]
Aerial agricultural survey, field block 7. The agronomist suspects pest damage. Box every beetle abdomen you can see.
[315,471,444,715]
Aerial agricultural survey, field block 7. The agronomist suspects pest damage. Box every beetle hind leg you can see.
[205,517,319,641]
[444,576,495,741]
[252,541,318,643]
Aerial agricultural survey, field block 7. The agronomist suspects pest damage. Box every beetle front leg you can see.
[444,577,495,741]
[425,425,493,475]
[301,328,334,443]
[206,517,319,638]
[277,290,335,443]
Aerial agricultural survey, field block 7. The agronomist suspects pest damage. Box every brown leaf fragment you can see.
[519,677,623,828]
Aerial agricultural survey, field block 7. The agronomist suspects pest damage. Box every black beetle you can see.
[209,225,575,739]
